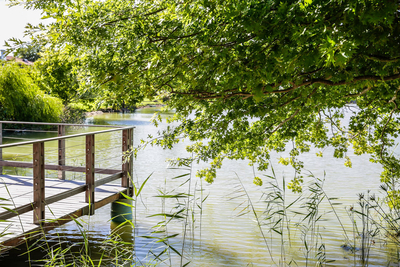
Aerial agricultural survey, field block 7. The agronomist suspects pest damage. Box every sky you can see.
[0,0,43,52]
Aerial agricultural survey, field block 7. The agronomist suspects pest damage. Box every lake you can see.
[1,107,398,266]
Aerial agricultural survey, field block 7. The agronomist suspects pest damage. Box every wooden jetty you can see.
[0,121,134,251]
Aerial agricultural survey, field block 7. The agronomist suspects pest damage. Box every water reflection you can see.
[110,221,133,242]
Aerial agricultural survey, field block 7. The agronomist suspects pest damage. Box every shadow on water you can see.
[0,218,263,267]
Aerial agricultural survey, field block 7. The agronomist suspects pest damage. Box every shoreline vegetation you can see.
[85,103,165,117]
[0,61,167,124]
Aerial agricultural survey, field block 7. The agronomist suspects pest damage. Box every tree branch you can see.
[150,32,202,43]
[264,88,317,139]
[99,8,167,28]
[269,109,300,136]
[380,106,397,164]
[345,87,372,98]
[366,55,400,62]
[269,73,400,94]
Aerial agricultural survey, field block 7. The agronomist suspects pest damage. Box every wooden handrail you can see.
[0,161,121,174]
[0,126,135,149]
[3,129,59,133]
[0,120,123,128]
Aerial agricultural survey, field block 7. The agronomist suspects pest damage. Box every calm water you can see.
[1,107,398,266]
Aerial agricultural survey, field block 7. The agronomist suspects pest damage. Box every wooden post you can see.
[33,142,45,224]
[0,122,2,175]
[85,134,95,215]
[58,125,65,180]
[129,128,133,184]
[122,129,133,191]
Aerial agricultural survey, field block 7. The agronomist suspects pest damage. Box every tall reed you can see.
[3,163,400,266]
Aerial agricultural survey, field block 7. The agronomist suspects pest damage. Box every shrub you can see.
[0,62,63,122]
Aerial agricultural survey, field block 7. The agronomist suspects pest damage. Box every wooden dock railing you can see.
[0,121,134,224]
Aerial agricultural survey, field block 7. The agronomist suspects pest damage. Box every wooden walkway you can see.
[0,121,135,252]
[0,175,128,249]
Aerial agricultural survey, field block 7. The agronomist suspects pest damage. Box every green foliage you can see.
[253,176,263,186]
[13,42,41,62]
[59,105,86,124]
[0,62,63,122]
[32,49,142,110]
[287,177,304,193]
[386,190,400,210]
[12,0,400,187]
[33,50,81,104]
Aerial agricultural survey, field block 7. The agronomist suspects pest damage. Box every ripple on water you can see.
[1,110,397,266]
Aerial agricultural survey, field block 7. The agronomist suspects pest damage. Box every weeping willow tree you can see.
[0,62,63,122]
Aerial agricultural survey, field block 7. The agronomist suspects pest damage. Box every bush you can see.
[60,105,86,124]
[0,62,63,122]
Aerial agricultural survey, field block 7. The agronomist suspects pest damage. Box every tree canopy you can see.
[33,50,81,104]
[11,0,400,189]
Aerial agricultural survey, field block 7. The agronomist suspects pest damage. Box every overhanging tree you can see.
[12,0,400,190]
